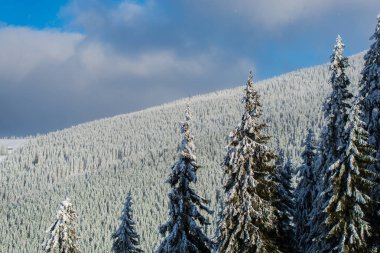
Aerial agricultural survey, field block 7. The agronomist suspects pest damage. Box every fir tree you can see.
[275,157,296,252]
[358,14,380,247]
[155,104,213,253]
[321,35,353,160]
[294,129,317,252]
[42,198,80,253]
[217,72,280,253]
[112,192,144,253]
[319,103,377,252]
[307,35,353,253]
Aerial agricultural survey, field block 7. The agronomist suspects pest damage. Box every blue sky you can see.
[0,0,66,28]
[0,0,378,136]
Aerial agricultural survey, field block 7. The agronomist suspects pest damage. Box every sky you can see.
[0,0,378,136]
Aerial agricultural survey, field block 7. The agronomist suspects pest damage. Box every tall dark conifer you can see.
[112,192,143,253]
[307,35,353,253]
[155,104,213,253]
[275,158,296,252]
[358,14,380,247]
[217,72,280,253]
[320,103,377,252]
[294,129,317,252]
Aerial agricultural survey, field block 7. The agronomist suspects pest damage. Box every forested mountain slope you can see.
[0,54,364,252]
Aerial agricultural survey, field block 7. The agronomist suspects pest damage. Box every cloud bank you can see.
[0,0,378,135]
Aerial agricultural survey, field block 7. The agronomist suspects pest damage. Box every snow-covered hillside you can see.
[0,138,30,161]
[0,54,365,252]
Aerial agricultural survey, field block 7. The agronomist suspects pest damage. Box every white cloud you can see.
[115,1,146,23]
[62,0,154,33]
[0,25,252,84]
[192,0,379,28]
[0,27,83,82]
[0,25,253,134]
[1,0,377,135]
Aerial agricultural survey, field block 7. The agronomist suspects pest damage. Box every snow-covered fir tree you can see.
[42,198,80,253]
[317,101,377,253]
[358,14,380,247]
[112,192,143,253]
[321,103,377,252]
[275,149,285,168]
[307,35,354,253]
[320,35,353,161]
[275,157,295,252]
[155,104,213,253]
[217,72,280,253]
[294,129,317,252]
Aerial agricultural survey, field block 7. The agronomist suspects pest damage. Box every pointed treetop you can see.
[246,70,254,93]
[179,103,196,161]
[330,35,347,71]
[248,70,253,82]
[276,149,286,167]
[243,70,262,120]
[61,198,72,210]
[370,13,380,40]
[126,191,132,203]
[303,129,317,149]
[43,198,80,253]
[112,192,143,253]
[185,100,192,122]
[58,198,74,222]
[336,34,343,44]
[181,102,191,136]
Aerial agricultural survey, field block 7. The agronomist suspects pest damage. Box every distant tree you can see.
[358,14,380,247]
[155,104,213,253]
[217,72,280,253]
[112,192,143,253]
[307,35,354,253]
[42,198,80,253]
[275,158,295,252]
[275,149,286,170]
[294,129,317,252]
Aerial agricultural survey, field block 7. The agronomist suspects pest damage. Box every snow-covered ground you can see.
[0,138,30,161]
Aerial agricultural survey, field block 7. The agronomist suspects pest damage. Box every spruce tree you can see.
[276,149,286,168]
[294,129,317,252]
[217,72,280,253]
[275,158,296,252]
[112,192,144,253]
[358,14,380,247]
[307,35,353,253]
[320,103,377,252]
[320,35,353,161]
[155,104,213,253]
[42,198,80,253]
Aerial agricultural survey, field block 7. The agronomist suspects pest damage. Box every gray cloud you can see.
[0,25,252,135]
[0,0,378,135]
